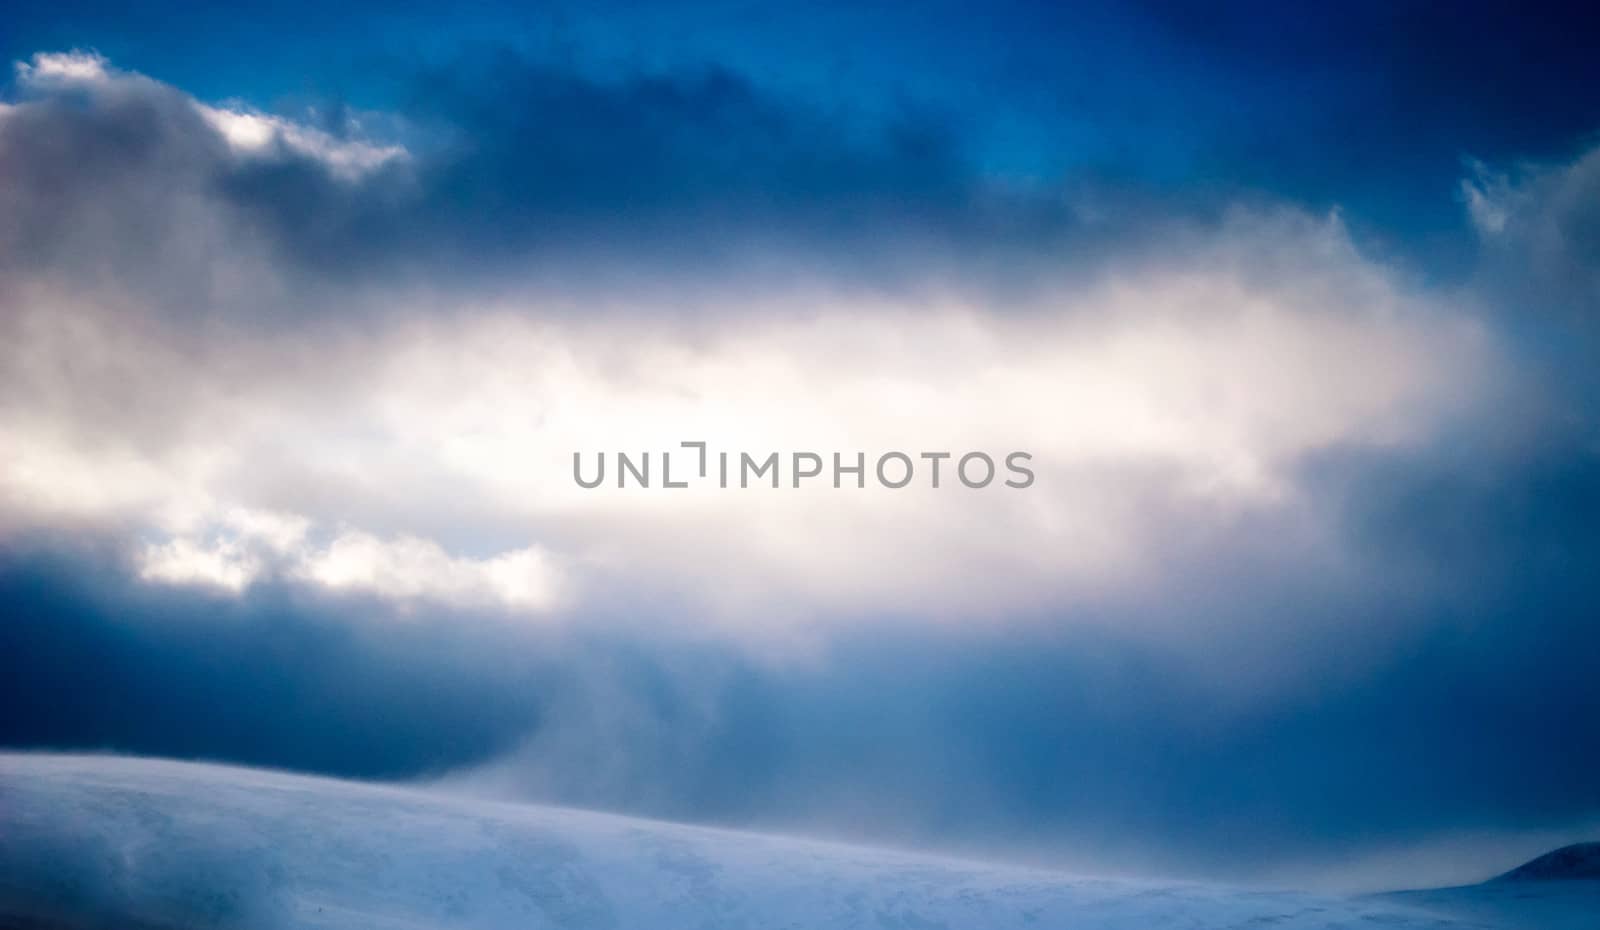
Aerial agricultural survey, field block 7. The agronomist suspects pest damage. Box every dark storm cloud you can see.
[0,47,1102,308]
[403,52,973,259]
[0,534,546,778]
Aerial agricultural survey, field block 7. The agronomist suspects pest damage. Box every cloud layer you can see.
[1,51,1498,629]
[2,42,1598,886]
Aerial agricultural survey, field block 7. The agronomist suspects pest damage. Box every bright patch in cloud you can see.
[137,514,564,613]
[196,104,406,179]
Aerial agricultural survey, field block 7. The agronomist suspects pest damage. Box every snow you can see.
[1492,842,1600,882]
[0,753,1578,929]
[1382,882,1600,930]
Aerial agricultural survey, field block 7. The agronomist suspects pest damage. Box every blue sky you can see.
[2,0,1599,887]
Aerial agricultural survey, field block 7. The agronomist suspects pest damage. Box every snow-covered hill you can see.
[1377,843,1600,930]
[1493,843,1600,882]
[0,753,1574,929]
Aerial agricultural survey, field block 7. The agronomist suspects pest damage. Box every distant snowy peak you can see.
[1494,843,1600,882]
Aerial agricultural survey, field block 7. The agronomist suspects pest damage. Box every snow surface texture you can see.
[0,753,1578,929]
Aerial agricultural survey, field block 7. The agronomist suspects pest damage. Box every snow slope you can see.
[1382,881,1600,930]
[0,753,1551,929]
[1378,844,1600,930]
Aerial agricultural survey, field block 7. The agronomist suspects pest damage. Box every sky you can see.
[2,0,1599,889]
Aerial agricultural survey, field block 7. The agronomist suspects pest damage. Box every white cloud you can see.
[1461,159,1516,237]
[195,103,406,180]
[10,50,405,181]
[139,535,261,593]
[299,531,562,610]
[12,216,1493,628]
[135,515,565,613]
[14,50,112,87]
